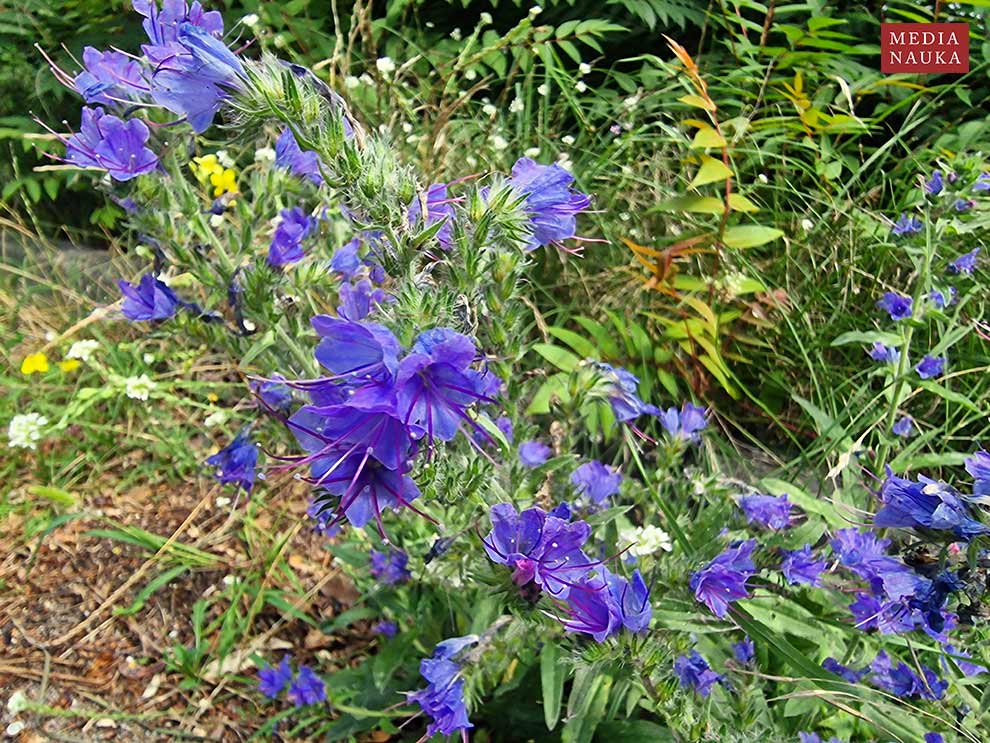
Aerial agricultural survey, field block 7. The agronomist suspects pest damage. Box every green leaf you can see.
[27,484,78,507]
[596,721,676,741]
[689,156,733,188]
[527,374,571,415]
[918,380,981,413]
[657,196,724,214]
[831,330,903,347]
[532,343,580,372]
[722,224,785,249]
[727,193,760,213]
[690,127,726,149]
[541,642,565,731]
[114,566,187,617]
[547,326,597,358]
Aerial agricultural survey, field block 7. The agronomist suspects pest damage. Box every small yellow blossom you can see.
[207,392,219,403]
[191,154,221,179]
[210,168,238,197]
[58,359,81,373]
[20,352,49,375]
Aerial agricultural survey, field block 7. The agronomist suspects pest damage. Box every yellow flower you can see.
[191,154,222,179]
[207,392,219,403]
[210,168,238,197]
[58,359,81,373]
[20,352,49,375]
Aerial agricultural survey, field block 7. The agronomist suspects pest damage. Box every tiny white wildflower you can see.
[204,410,228,428]
[529,5,542,17]
[240,13,259,28]
[425,21,435,28]
[254,146,275,164]
[6,721,26,737]
[44,330,56,342]
[464,68,477,81]
[620,212,631,222]
[221,575,240,587]
[509,97,524,113]
[537,83,549,96]
[575,81,587,93]
[482,103,497,117]
[480,11,493,25]
[7,690,29,714]
[7,413,48,450]
[466,156,478,168]
[242,318,257,332]
[722,271,747,298]
[143,352,155,364]
[359,73,374,86]
[124,374,156,401]
[209,214,224,228]
[215,150,235,168]
[757,173,769,184]
[622,94,639,109]
[556,153,573,171]
[344,75,360,90]
[561,135,575,146]
[405,134,420,145]
[450,27,462,41]
[524,146,541,158]
[492,135,509,151]
[215,496,232,508]
[375,57,396,75]
[801,218,814,232]
[579,62,592,75]
[402,121,414,133]
[67,339,99,362]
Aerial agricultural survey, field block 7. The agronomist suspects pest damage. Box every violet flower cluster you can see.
[407,635,478,739]
[258,655,327,707]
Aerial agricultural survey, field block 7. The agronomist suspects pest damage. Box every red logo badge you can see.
[881,23,969,73]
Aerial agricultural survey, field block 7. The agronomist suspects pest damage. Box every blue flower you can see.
[570,461,622,507]
[74,47,147,105]
[964,449,990,497]
[288,665,326,706]
[929,287,957,309]
[330,237,362,278]
[659,402,708,443]
[508,157,591,249]
[337,279,392,321]
[408,182,455,249]
[275,127,324,185]
[781,545,827,586]
[867,342,900,363]
[65,107,158,181]
[133,0,224,45]
[673,651,723,697]
[972,172,990,192]
[593,363,660,424]
[914,354,945,379]
[518,440,552,467]
[372,620,398,637]
[738,494,792,530]
[924,734,945,743]
[869,650,946,700]
[875,470,989,540]
[118,273,179,321]
[799,734,842,743]
[924,170,944,196]
[268,207,317,266]
[948,247,980,275]
[407,637,477,738]
[258,656,293,699]
[310,316,400,380]
[307,497,342,538]
[559,576,622,641]
[369,548,411,584]
[891,213,922,236]
[876,292,912,321]
[603,567,652,633]
[954,198,974,212]
[892,415,914,438]
[690,540,756,618]
[253,374,293,415]
[732,636,754,663]
[206,428,259,492]
[495,416,514,443]
[822,657,866,683]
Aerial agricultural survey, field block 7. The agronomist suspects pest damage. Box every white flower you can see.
[359,73,374,86]
[124,375,156,401]
[142,353,155,364]
[757,173,769,184]
[509,97,524,113]
[722,271,747,298]
[556,153,573,171]
[801,218,814,232]
[67,339,99,362]
[575,81,587,93]
[402,122,414,133]
[7,413,48,450]
[254,146,275,164]
[44,331,56,342]
[465,68,477,81]
[221,575,241,586]
[537,83,549,97]
[524,146,541,158]
[240,13,259,28]
[620,525,673,557]
[579,62,592,75]
[482,103,497,117]
[7,690,29,714]
[450,27,462,41]
[204,410,228,428]
[562,135,575,146]
[480,11,493,25]
[622,94,639,109]
[209,214,224,228]
[466,156,478,168]
[343,75,360,89]
[529,5,542,16]
[492,135,509,151]
[375,57,396,75]
[215,496,231,508]
[215,150,235,168]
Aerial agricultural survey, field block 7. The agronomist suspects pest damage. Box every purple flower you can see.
[822,657,866,683]
[495,416,514,443]
[518,440,552,467]
[732,636,754,663]
[254,374,293,415]
[954,198,974,212]
[369,548,411,584]
[915,354,945,379]
[780,545,827,586]
[929,287,957,309]
[973,172,990,192]
[604,567,652,633]
[65,107,158,181]
[408,182,455,249]
[876,292,913,321]
[310,316,400,380]
[372,620,398,637]
[268,207,316,266]
[288,665,326,706]
[924,170,943,196]
[738,494,792,530]
[924,735,945,743]
[799,734,842,743]
[133,0,224,45]
[508,157,591,249]
[594,363,660,424]
[948,247,980,275]
[892,415,914,438]
[206,428,259,492]
[875,470,989,540]
[258,656,292,699]
[482,503,595,599]
[559,576,622,642]
[891,213,922,236]
[407,637,476,738]
[275,127,324,185]
[673,651,723,697]
[330,237,362,278]
[942,643,987,677]
[307,497,342,538]
[659,402,708,443]
[689,540,757,618]
[570,461,622,506]
[74,48,147,105]
[337,279,391,321]
[964,449,990,497]
[869,650,946,700]
[868,342,900,363]
[118,273,179,321]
